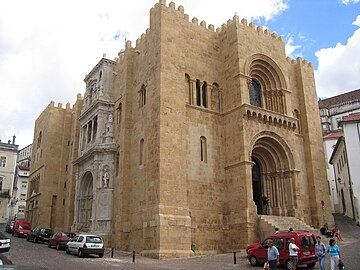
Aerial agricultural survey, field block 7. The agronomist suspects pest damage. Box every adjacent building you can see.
[329,113,360,224]
[0,137,18,229]
[8,144,32,220]
[26,98,83,231]
[320,89,360,213]
[27,1,334,258]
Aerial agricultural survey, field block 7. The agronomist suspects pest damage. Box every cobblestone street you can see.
[4,214,360,269]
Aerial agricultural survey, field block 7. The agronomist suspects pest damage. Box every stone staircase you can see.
[258,215,318,240]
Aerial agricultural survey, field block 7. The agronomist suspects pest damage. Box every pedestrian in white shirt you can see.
[288,238,300,270]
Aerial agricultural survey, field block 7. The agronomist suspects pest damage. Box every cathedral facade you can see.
[27,0,333,258]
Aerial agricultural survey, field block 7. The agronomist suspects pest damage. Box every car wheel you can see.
[11,232,14,237]
[249,256,258,266]
[48,242,51,248]
[66,247,70,254]
[56,244,61,250]
[26,236,30,242]
[307,263,316,269]
[99,253,104,258]
[78,249,84,258]
[34,237,38,243]
[286,260,293,270]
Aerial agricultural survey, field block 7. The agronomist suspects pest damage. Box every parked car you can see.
[12,220,31,238]
[246,230,317,270]
[5,221,14,233]
[48,232,76,250]
[27,227,53,243]
[66,234,104,258]
[0,232,10,253]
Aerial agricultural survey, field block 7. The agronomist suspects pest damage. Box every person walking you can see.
[288,238,299,270]
[267,239,280,270]
[315,236,326,270]
[327,239,341,270]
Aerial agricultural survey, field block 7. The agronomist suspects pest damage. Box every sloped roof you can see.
[340,113,360,124]
[319,89,360,109]
[323,129,343,140]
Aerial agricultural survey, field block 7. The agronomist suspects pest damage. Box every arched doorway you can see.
[251,135,295,216]
[252,158,262,214]
[78,171,93,231]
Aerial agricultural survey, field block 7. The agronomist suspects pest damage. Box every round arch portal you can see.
[77,171,93,231]
[250,135,296,216]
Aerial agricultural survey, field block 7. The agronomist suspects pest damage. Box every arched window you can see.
[139,85,146,107]
[117,103,122,125]
[202,81,208,108]
[37,131,42,149]
[293,109,302,134]
[185,74,192,104]
[249,79,262,107]
[196,80,201,106]
[212,82,220,111]
[200,136,207,163]
[139,138,144,165]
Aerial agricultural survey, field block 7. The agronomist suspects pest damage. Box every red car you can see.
[246,231,317,270]
[48,232,76,250]
[12,220,31,238]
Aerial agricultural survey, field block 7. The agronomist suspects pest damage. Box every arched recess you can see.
[249,132,296,216]
[244,54,288,114]
[77,171,93,231]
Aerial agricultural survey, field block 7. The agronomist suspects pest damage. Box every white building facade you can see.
[340,114,360,224]
[320,89,360,214]
[0,137,18,228]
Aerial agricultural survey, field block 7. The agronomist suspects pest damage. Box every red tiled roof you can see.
[323,130,343,140]
[318,89,360,109]
[341,113,360,123]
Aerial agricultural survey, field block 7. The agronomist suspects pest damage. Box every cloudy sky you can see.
[0,0,359,148]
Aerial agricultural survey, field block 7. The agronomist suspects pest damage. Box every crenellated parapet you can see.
[286,56,313,68]
[148,0,285,45]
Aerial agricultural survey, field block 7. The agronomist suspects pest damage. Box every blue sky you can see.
[259,0,360,68]
[0,0,359,148]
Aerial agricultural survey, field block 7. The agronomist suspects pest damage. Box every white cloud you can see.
[353,15,360,26]
[342,0,360,4]
[315,16,360,98]
[285,36,302,58]
[0,0,288,148]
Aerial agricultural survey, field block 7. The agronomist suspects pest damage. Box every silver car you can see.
[66,234,104,258]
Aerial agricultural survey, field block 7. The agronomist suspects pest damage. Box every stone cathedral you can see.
[26,0,334,258]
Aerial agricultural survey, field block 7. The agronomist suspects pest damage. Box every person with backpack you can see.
[315,236,326,270]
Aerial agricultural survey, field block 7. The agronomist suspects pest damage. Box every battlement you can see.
[286,56,313,68]
[149,0,284,44]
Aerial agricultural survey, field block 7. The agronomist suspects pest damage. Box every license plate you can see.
[91,244,99,248]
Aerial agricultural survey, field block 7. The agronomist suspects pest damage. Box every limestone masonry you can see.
[26,0,334,258]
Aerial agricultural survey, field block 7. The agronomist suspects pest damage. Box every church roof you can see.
[319,89,360,109]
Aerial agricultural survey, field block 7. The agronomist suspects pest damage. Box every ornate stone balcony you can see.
[241,104,298,132]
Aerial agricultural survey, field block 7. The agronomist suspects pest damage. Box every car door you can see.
[258,238,273,263]
[76,236,84,251]
[274,237,285,264]
[51,232,59,246]
[68,236,78,251]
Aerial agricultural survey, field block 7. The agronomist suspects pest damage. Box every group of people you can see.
[320,223,344,241]
[266,229,343,270]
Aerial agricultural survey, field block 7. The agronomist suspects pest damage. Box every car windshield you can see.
[64,233,76,238]
[86,236,102,243]
[43,229,52,234]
